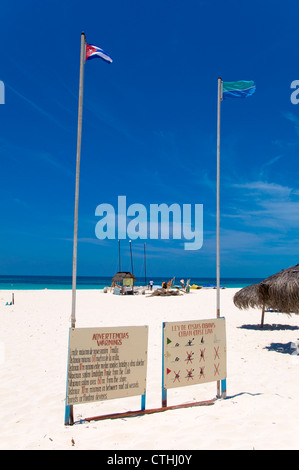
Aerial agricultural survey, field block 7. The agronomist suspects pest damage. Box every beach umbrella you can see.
[233,283,264,310]
[258,264,299,315]
[111,272,136,283]
[233,283,267,327]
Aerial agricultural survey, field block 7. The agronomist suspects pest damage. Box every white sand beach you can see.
[0,287,299,450]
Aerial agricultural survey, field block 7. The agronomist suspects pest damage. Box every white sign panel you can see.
[67,325,148,406]
[163,318,226,389]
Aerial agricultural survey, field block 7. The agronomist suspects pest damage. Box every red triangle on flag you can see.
[86,44,97,60]
[167,368,171,375]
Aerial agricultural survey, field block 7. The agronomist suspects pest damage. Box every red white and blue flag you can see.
[85,43,113,63]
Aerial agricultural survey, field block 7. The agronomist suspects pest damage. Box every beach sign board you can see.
[163,318,226,390]
[66,325,148,406]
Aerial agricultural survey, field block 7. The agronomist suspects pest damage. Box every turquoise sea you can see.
[0,275,263,290]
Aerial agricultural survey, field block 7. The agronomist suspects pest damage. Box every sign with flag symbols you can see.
[163,318,226,389]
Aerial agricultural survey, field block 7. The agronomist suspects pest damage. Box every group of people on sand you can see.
[148,277,190,292]
[161,277,175,290]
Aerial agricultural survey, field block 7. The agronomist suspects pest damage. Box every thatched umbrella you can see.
[111,271,136,283]
[233,283,263,309]
[233,283,267,327]
[258,264,299,314]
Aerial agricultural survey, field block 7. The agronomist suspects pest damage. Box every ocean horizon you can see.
[0,275,263,290]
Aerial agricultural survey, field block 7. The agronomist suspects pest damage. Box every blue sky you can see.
[1,0,299,278]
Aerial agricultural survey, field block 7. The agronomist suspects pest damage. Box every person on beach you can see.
[167,277,175,290]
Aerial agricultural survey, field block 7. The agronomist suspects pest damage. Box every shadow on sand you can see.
[225,392,263,400]
[238,324,299,355]
[238,324,299,331]
[264,342,298,355]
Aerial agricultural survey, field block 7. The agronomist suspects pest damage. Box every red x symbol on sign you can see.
[214,363,220,376]
[214,346,220,360]
[186,351,193,364]
[186,369,194,380]
[199,348,205,362]
[173,370,180,383]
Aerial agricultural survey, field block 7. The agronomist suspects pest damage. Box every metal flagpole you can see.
[129,240,134,275]
[216,77,222,319]
[118,240,121,272]
[144,243,147,286]
[66,32,86,426]
[216,77,222,399]
[66,33,113,426]
[71,32,86,329]
[129,240,134,294]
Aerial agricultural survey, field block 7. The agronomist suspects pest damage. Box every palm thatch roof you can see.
[111,271,136,283]
[233,282,270,327]
[233,283,264,310]
[258,264,299,314]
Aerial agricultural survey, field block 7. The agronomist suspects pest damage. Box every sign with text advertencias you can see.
[163,318,226,389]
[66,325,148,406]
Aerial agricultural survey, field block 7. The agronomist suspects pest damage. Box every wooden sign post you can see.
[65,325,148,425]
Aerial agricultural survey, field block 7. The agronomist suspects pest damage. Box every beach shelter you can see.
[233,283,268,327]
[258,264,299,315]
[112,272,136,287]
[233,283,263,310]
[112,271,136,283]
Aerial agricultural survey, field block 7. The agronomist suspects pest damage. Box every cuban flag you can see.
[85,43,113,63]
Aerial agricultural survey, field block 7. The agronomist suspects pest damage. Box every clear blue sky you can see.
[1,0,299,278]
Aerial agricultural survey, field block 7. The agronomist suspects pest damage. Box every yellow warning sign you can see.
[66,325,148,405]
